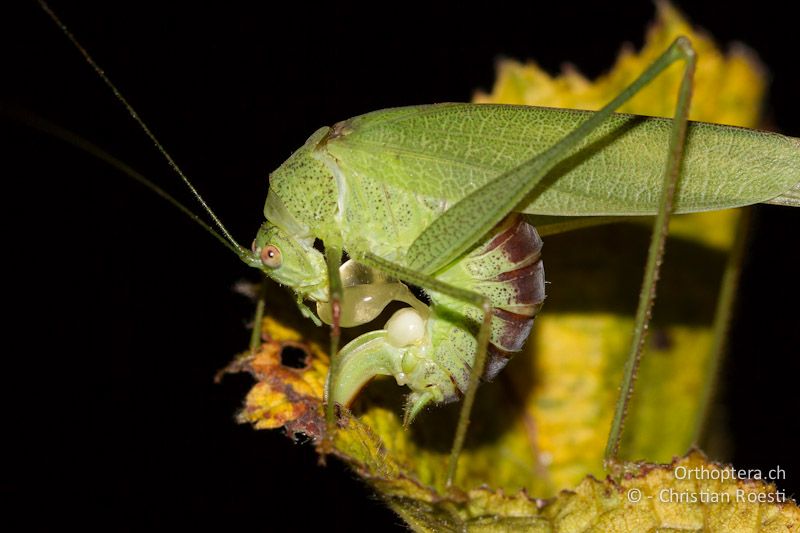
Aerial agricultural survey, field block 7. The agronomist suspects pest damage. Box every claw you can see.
[403,390,435,426]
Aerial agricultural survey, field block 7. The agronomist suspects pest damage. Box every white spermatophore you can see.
[385,308,426,348]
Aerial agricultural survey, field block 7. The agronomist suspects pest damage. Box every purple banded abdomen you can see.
[428,215,545,400]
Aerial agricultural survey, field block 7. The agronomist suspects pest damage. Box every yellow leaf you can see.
[232,336,800,529]
[233,316,328,434]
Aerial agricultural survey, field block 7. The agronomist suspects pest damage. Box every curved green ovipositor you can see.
[327,330,405,408]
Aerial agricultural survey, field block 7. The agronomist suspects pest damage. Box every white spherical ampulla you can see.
[385,308,426,348]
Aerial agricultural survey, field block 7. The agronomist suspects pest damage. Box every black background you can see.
[4,1,799,530]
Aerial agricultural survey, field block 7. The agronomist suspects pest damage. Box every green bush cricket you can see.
[29,0,800,492]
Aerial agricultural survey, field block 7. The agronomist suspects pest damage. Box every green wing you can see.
[324,103,799,217]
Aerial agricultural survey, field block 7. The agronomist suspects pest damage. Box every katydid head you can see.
[251,221,327,300]
[253,126,339,303]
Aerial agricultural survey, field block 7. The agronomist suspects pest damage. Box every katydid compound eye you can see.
[260,245,282,269]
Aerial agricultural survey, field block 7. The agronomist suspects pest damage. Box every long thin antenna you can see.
[38,0,251,260]
[7,106,261,263]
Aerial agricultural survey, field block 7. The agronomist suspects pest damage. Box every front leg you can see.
[323,244,343,433]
